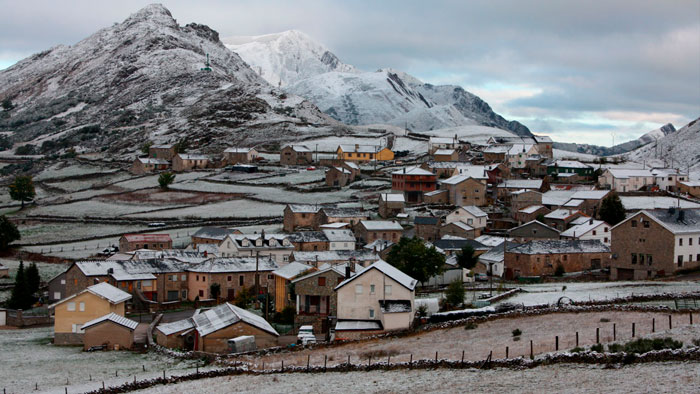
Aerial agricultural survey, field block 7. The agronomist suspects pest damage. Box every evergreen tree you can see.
[25,262,41,296]
[456,245,479,270]
[444,279,466,308]
[8,175,36,208]
[158,172,175,190]
[0,215,20,250]
[386,237,445,284]
[8,261,33,309]
[599,191,626,225]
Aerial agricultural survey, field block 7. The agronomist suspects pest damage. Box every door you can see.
[227,288,235,301]
[617,268,634,280]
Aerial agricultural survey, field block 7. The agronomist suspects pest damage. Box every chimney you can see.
[355,144,359,151]
[314,255,319,268]
[403,167,406,174]
[589,218,593,225]
[345,265,351,279]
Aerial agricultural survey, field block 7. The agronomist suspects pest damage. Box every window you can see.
[680,238,683,246]
[690,238,693,246]
[643,221,650,228]
[67,302,76,311]
[631,220,637,227]
[318,277,326,286]
[53,292,61,299]
[678,255,684,267]
[467,219,473,225]
[369,308,375,318]
[355,284,363,294]
[385,285,392,295]
[170,275,177,282]
[592,230,597,236]
[199,290,204,297]
[136,281,141,289]
[239,276,244,286]
[196,275,200,281]
[60,279,66,285]
[370,284,375,294]
[181,274,186,281]
[202,276,206,282]
[142,280,151,287]
[79,302,85,312]
[604,227,609,233]
[604,237,608,243]
[563,255,568,261]
[697,254,700,262]
[227,275,232,282]
[631,254,637,265]
[268,274,274,280]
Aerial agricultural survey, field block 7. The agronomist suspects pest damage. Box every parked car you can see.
[297,325,316,345]
[148,222,166,227]
[475,273,488,282]
[306,166,316,171]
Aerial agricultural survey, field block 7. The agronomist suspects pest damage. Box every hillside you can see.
[623,117,700,174]
[225,30,532,136]
[554,123,676,156]
[0,5,341,155]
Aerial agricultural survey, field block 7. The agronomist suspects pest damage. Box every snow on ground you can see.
[170,181,361,204]
[553,149,600,161]
[239,169,325,185]
[34,163,118,181]
[124,199,286,219]
[0,259,70,281]
[295,136,390,153]
[111,172,212,190]
[497,281,700,307]
[238,310,695,370]
[44,172,133,192]
[619,196,700,210]
[17,222,146,244]
[0,326,209,394]
[26,200,189,218]
[132,361,700,394]
[421,125,517,145]
[392,136,428,153]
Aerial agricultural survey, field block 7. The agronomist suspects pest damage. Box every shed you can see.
[81,313,138,350]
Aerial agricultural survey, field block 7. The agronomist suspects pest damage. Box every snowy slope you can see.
[0,5,341,154]
[623,118,700,173]
[553,123,676,156]
[225,30,532,136]
[223,30,357,87]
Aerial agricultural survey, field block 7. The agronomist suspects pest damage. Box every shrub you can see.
[570,347,584,353]
[158,172,175,190]
[693,338,700,347]
[512,328,522,337]
[590,343,604,353]
[464,321,478,330]
[14,144,36,155]
[623,338,683,354]
[607,343,623,353]
[445,279,465,308]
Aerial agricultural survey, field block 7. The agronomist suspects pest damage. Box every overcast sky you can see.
[1,0,698,144]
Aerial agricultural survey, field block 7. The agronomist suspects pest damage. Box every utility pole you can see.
[254,251,260,297]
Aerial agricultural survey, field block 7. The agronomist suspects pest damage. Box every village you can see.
[1,130,700,393]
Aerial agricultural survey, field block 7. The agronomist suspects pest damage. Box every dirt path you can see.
[236,310,697,368]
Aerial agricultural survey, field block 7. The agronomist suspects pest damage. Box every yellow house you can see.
[337,144,394,162]
[49,282,132,345]
[271,262,314,312]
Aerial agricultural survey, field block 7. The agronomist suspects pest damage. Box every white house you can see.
[598,168,653,192]
[322,229,356,251]
[445,206,488,231]
[218,233,294,264]
[560,219,612,247]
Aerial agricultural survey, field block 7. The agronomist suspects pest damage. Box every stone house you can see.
[291,250,379,269]
[515,205,550,224]
[119,234,172,252]
[356,220,404,244]
[543,209,586,232]
[283,204,321,232]
[428,136,460,153]
[440,221,476,239]
[323,229,356,250]
[509,220,561,242]
[610,209,700,280]
[292,266,346,334]
[423,189,448,204]
[288,231,330,251]
[414,216,441,242]
[148,144,176,161]
[440,175,487,206]
[280,145,313,166]
[497,179,545,200]
[420,161,474,178]
[506,144,540,169]
[49,282,131,345]
[534,135,554,159]
[191,227,233,249]
[504,240,610,278]
[271,262,314,313]
[433,238,489,257]
[325,166,353,187]
[48,270,67,303]
[224,147,258,164]
[432,149,459,162]
[378,193,405,218]
[317,207,369,230]
[172,153,209,172]
[482,145,509,163]
[185,257,278,301]
[81,313,138,350]
[445,206,488,236]
[155,318,197,351]
[510,190,543,212]
[679,181,700,198]
[130,157,170,175]
[334,260,417,339]
[341,161,361,178]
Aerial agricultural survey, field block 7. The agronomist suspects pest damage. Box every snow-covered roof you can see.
[378,300,412,313]
[177,154,209,161]
[293,250,379,263]
[335,259,417,291]
[550,160,591,169]
[483,145,510,153]
[542,190,578,206]
[479,242,519,263]
[453,165,490,179]
[192,227,233,240]
[156,318,195,336]
[563,199,584,207]
[510,220,560,234]
[380,193,405,203]
[424,189,447,196]
[321,207,367,218]
[607,168,652,179]
[121,234,172,243]
[519,205,546,214]
[561,219,608,238]
[284,145,312,153]
[507,144,535,155]
[391,166,435,176]
[363,239,394,252]
[508,240,609,255]
[433,149,456,156]
[193,303,279,337]
[444,220,474,231]
[137,157,169,165]
[429,137,457,144]
[82,312,138,331]
[343,161,360,170]
[650,168,687,177]
[545,209,583,220]
[322,229,355,242]
[291,265,345,284]
[187,257,278,273]
[273,262,314,280]
[499,179,543,189]
[319,222,350,229]
[335,320,383,331]
[224,147,255,153]
[50,282,131,308]
[360,220,403,231]
[614,209,700,234]
[287,204,321,213]
[534,135,553,143]
[339,144,384,153]
[332,166,352,174]
[441,174,478,185]
[570,190,610,200]
[459,205,488,218]
[474,235,513,247]
[288,231,328,243]
[680,180,700,187]
[619,196,700,211]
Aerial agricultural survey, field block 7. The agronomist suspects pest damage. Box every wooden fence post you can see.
[530,340,534,359]
[576,331,579,347]
[506,346,509,359]
[347,355,350,366]
[435,351,438,362]
[307,355,310,371]
[632,322,636,338]
[368,356,371,367]
[282,360,284,371]
[461,350,465,364]
[410,353,413,366]
[690,312,693,325]
[669,314,672,329]
[596,327,600,344]
[652,318,655,333]
[613,323,616,340]
[555,336,559,351]
[324,355,327,371]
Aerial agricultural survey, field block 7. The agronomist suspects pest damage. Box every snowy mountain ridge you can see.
[0,5,342,154]
[226,30,532,137]
[623,118,700,174]
[553,123,677,157]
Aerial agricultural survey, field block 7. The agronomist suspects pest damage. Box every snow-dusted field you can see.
[44,172,132,192]
[132,361,700,394]
[619,196,700,210]
[124,199,285,219]
[171,181,360,204]
[111,172,212,190]
[553,149,600,161]
[239,169,325,185]
[34,163,119,181]
[26,200,188,218]
[0,327,209,394]
[498,281,700,307]
[18,222,146,244]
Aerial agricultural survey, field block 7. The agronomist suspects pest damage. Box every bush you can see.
[590,343,604,353]
[622,338,683,354]
[273,306,295,325]
[570,347,584,353]
[464,321,478,330]
[444,279,465,308]
[158,172,175,190]
[693,338,700,347]
[14,144,36,155]
[607,343,624,353]
[512,328,522,337]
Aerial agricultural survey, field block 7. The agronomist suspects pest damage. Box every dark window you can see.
[563,255,568,261]
[199,290,204,297]
[196,275,199,281]
[631,254,637,265]
[678,255,683,267]
[643,221,650,228]
[631,220,637,227]
[690,238,693,246]
[227,276,232,282]
[239,275,244,286]
[680,238,683,246]
[318,277,326,286]
[647,254,653,265]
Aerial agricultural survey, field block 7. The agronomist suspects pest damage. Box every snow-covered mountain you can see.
[624,118,700,173]
[226,30,532,137]
[554,123,677,156]
[0,5,340,154]
[223,30,358,88]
